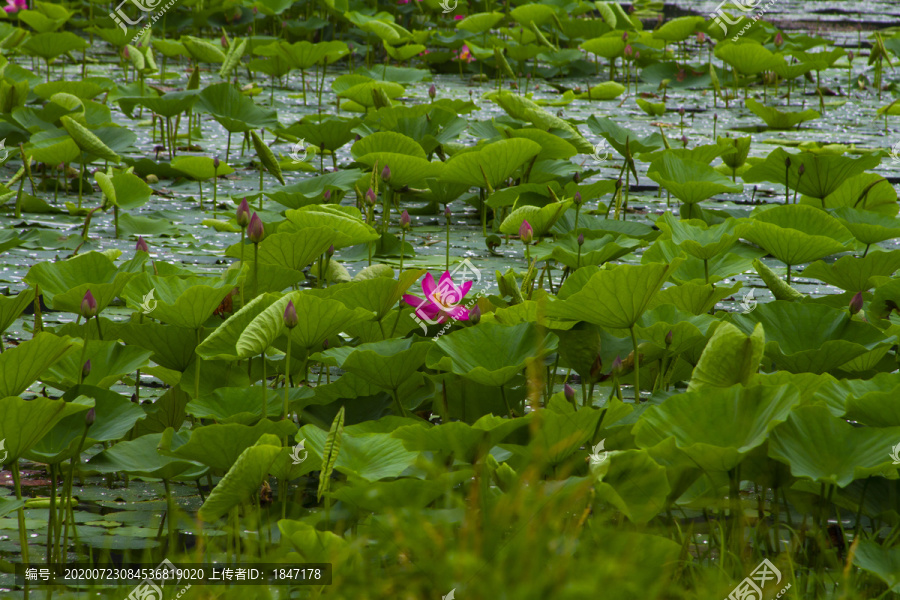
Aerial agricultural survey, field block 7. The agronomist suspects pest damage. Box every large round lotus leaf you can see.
[852,540,900,593]
[121,269,242,330]
[284,207,379,248]
[537,232,640,270]
[580,35,626,59]
[0,332,75,397]
[832,207,900,245]
[815,373,900,427]
[768,405,900,487]
[0,394,92,463]
[24,251,135,314]
[592,449,671,524]
[634,305,717,355]
[160,419,296,472]
[737,204,854,267]
[197,436,282,521]
[87,431,207,481]
[731,301,889,374]
[647,152,743,204]
[196,82,279,133]
[305,269,424,322]
[715,41,774,75]
[340,337,430,392]
[186,386,313,425]
[426,321,559,387]
[652,16,705,43]
[634,383,800,472]
[330,471,472,512]
[499,201,573,237]
[351,131,425,160]
[801,249,900,292]
[687,322,765,390]
[656,213,739,261]
[745,98,820,130]
[822,174,898,216]
[545,260,683,329]
[442,138,541,189]
[299,425,419,481]
[42,339,152,390]
[392,413,531,464]
[356,151,442,188]
[0,290,33,338]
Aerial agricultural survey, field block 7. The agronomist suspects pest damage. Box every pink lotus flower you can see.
[454,44,475,63]
[4,0,27,13]
[403,271,474,324]
[454,14,464,20]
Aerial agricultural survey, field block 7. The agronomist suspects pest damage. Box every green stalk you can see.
[283,336,292,421]
[195,327,201,399]
[400,229,406,272]
[163,479,177,552]
[12,462,30,568]
[629,326,641,401]
[253,243,259,298]
[78,321,89,384]
[240,229,246,305]
[445,207,451,271]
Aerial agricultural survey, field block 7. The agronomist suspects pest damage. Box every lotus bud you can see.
[381,165,391,183]
[574,192,583,206]
[236,198,251,228]
[785,157,791,168]
[635,50,640,60]
[146,174,159,184]
[611,355,623,375]
[252,6,257,13]
[213,157,220,170]
[850,292,863,315]
[573,171,580,184]
[848,50,854,62]
[577,233,584,246]
[326,244,335,257]
[679,107,685,117]
[366,188,376,205]
[81,290,98,319]
[714,113,718,122]
[323,339,329,349]
[221,35,228,48]
[665,329,673,346]
[590,354,603,380]
[798,163,806,176]
[82,360,92,379]
[564,383,575,403]
[248,212,265,244]
[697,31,706,44]
[615,178,623,189]
[621,31,628,42]
[519,220,533,244]
[624,45,633,59]
[445,205,452,219]
[681,135,688,146]
[774,32,784,46]
[323,189,331,201]
[470,305,481,325]
[123,46,129,59]
[85,407,95,427]
[428,84,436,99]
[135,236,149,253]
[400,209,411,230]
[283,299,298,329]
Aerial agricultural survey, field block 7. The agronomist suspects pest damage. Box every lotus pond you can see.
[2,0,900,598]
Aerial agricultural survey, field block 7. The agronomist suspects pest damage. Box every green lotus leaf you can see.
[745,98,820,130]
[60,115,119,163]
[392,413,531,464]
[647,152,743,205]
[586,115,666,156]
[196,82,279,133]
[545,261,683,329]
[635,383,799,472]
[277,519,351,565]
[337,338,431,392]
[121,269,241,330]
[42,339,152,390]
[742,147,881,201]
[635,98,666,116]
[250,129,285,185]
[87,431,206,480]
[635,305,718,355]
[456,12,505,33]
[649,280,742,315]
[25,385,146,464]
[530,394,611,466]
[731,301,888,374]
[95,170,152,210]
[766,54,815,80]
[715,41,774,75]
[351,131,425,160]
[801,250,900,292]
[186,386,313,425]
[737,204,853,269]
[338,80,404,108]
[23,133,81,166]
[717,135,751,170]
[273,40,348,69]
[300,425,418,481]
[580,35,625,59]
[0,395,91,463]
[35,79,112,101]
[330,471,472,512]
[356,151,441,188]
[657,213,739,261]
[687,322,765,390]
[506,128,579,161]
[219,38,247,78]
[824,174,899,216]
[852,540,900,593]
[870,278,900,323]
[305,268,424,321]
[171,156,235,181]
[0,290,32,341]
[442,138,541,189]
[283,206,381,248]
[24,251,135,314]
[162,420,296,472]
[0,332,73,397]
[832,207,900,245]
[537,232,640,270]
[768,405,900,487]
[266,169,362,209]
[814,373,900,427]
[118,321,204,372]
[488,91,592,152]
[510,3,556,26]
[574,81,626,100]
[229,227,336,274]
[21,31,88,61]
[197,436,282,521]
[499,201,573,237]
[652,16,705,42]
[593,449,671,524]
[182,37,226,63]
[426,321,558,387]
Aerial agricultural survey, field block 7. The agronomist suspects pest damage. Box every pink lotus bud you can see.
[445,205,451,219]
[236,198,251,228]
[381,165,391,183]
[81,290,98,319]
[624,45,633,59]
[665,330,673,346]
[135,236,149,253]
[248,213,265,244]
[850,292,863,315]
[366,188,376,205]
[213,157,220,170]
[697,31,706,44]
[577,233,584,246]
[85,407,95,426]
[564,383,575,402]
[283,299,298,329]
[221,35,228,48]
[774,32,784,46]
[519,220,533,244]
[400,209,411,230]
[82,360,92,379]
[574,192,582,205]
[428,84,436,99]
[611,355,623,374]
[470,305,481,325]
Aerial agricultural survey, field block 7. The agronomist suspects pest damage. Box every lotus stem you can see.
[629,326,641,401]
[163,478,177,552]
[12,461,29,570]
[261,350,267,419]
[78,322,89,384]
[400,229,406,272]
[253,243,259,298]
[704,259,709,285]
[445,207,451,271]
[499,384,512,418]
[283,336,291,421]
[195,327,201,399]
[240,229,245,305]
[94,314,103,341]
[226,131,232,164]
